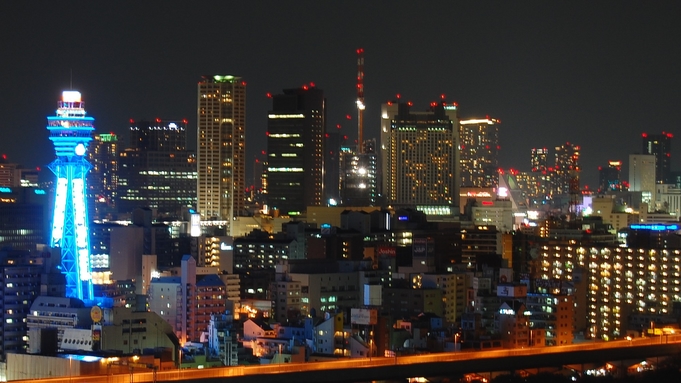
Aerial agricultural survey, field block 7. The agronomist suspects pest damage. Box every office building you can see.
[266,85,325,216]
[642,132,672,183]
[0,187,49,250]
[459,118,500,188]
[340,139,378,206]
[46,90,95,301]
[117,119,196,217]
[197,75,247,225]
[598,160,622,193]
[88,133,118,220]
[380,101,459,208]
[629,154,656,207]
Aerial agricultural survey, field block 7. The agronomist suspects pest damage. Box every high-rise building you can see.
[46,90,94,301]
[530,148,549,173]
[380,101,459,208]
[88,133,118,220]
[629,154,657,206]
[598,160,622,193]
[197,75,246,224]
[553,142,580,196]
[340,139,378,206]
[117,119,196,217]
[324,130,341,206]
[266,85,325,216]
[642,132,672,184]
[459,118,500,188]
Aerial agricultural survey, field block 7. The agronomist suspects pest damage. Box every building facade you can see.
[642,132,672,184]
[197,75,247,225]
[266,86,325,216]
[380,102,459,208]
[117,119,196,217]
[459,118,500,188]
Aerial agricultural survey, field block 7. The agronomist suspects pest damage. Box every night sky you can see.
[2,1,680,188]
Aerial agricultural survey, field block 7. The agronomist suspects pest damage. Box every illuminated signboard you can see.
[190,213,201,237]
[630,224,679,231]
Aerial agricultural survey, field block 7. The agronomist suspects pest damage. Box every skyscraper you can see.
[88,133,118,220]
[380,101,459,208]
[553,142,580,196]
[642,132,672,183]
[197,75,246,224]
[117,119,196,217]
[266,85,325,216]
[629,154,656,206]
[459,117,500,188]
[597,160,622,193]
[46,90,94,301]
[340,139,378,206]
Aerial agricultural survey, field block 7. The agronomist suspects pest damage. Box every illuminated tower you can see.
[47,91,95,301]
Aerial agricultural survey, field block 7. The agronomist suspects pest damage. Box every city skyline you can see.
[2,2,681,189]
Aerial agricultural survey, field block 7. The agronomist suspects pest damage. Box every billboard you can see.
[351,308,377,325]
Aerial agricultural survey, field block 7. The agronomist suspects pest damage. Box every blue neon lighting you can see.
[0,187,11,193]
[398,216,408,221]
[630,224,680,231]
[47,91,95,301]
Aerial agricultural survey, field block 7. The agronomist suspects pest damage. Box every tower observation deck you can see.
[47,91,95,301]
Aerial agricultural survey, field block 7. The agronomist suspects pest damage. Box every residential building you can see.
[197,75,247,227]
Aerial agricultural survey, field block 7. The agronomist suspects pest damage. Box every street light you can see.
[454,333,460,351]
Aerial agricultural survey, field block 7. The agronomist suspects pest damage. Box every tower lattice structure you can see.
[47,91,94,301]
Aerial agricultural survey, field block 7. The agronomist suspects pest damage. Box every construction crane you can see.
[356,48,365,154]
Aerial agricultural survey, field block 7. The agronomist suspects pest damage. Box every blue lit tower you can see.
[47,91,94,301]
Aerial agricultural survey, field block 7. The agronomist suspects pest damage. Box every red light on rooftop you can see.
[310,82,315,87]
[667,133,674,138]
[387,101,392,105]
[129,119,135,123]
[265,131,270,136]
[396,94,401,99]
[496,145,501,150]
[155,118,161,123]
[346,114,352,120]
[343,135,348,140]
[453,102,458,107]
[182,119,188,124]
[440,94,446,100]
[407,101,413,106]
[36,166,40,171]
[356,48,364,54]
[261,150,266,155]
[241,81,247,86]
[336,124,341,129]
[255,159,259,163]
[266,92,272,98]
[598,166,602,170]
[642,133,648,138]
[325,133,329,138]
[302,85,309,90]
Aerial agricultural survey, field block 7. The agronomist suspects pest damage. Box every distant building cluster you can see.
[0,74,680,380]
